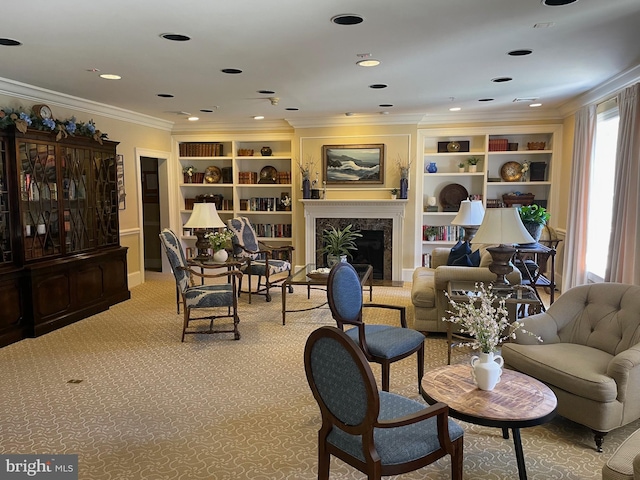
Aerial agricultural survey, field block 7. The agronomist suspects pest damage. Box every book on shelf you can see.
[276,171,291,184]
[488,138,509,152]
[179,142,224,157]
[252,223,292,238]
[422,225,464,241]
[238,171,258,184]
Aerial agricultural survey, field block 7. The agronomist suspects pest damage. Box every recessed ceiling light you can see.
[0,38,22,46]
[345,112,355,116]
[221,68,243,74]
[379,104,394,108]
[257,90,275,95]
[369,84,388,89]
[380,111,390,115]
[188,116,199,121]
[542,0,578,6]
[253,115,264,120]
[157,93,174,98]
[160,33,191,41]
[331,14,364,25]
[285,107,299,111]
[492,77,513,83]
[449,107,461,112]
[478,98,495,102]
[508,49,533,56]
[99,74,121,80]
[529,103,543,107]
[357,59,380,67]
[200,109,214,113]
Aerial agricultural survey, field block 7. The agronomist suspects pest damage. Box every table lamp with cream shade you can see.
[184,203,226,260]
[451,199,485,242]
[472,207,535,286]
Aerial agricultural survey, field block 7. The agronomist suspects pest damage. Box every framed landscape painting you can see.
[322,144,385,184]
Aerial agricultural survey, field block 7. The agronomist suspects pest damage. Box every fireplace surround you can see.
[301,200,407,281]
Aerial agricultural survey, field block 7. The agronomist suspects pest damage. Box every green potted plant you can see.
[425,226,439,241]
[518,204,550,242]
[319,224,362,266]
[467,157,480,173]
[458,162,465,173]
[390,188,398,199]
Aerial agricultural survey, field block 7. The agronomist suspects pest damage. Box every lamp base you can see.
[463,225,480,242]
[486,244,516,285]
[193,228,211,260]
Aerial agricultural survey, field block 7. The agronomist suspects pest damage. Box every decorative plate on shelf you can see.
[258,165,277,184]
[439,183,469,211]
[500,161,523,182]
[204,165,222,183]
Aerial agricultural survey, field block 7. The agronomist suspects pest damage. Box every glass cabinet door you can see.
[93,151,119,246]
[61,147,93,253]
[0,138,12,263]
[18,140,61,260]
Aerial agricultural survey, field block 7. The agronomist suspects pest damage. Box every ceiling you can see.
[2,0,640,130]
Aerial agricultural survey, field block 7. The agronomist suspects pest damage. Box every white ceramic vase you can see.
[212,249,228,263]
[470,351,504,391]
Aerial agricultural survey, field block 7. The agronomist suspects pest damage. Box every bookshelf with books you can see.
[416,125,561,265]
[175,135,294,253]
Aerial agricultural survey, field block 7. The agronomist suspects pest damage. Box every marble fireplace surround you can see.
[301,200,407,282]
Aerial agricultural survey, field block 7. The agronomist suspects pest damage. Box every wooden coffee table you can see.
[421,364,557,480]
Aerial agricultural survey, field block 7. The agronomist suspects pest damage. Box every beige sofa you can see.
[502,283,640,452]
[411,247,521,332]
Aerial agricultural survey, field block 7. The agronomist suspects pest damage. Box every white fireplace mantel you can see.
[301,199,408,281]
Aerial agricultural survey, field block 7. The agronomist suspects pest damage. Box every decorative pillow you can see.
[447,241,471,266]
[451,249,481,267]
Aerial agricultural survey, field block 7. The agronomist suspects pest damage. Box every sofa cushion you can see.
[502,343,617,403]
[411,268,436,308]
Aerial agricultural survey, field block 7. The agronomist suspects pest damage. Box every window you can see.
[585,102,619,283]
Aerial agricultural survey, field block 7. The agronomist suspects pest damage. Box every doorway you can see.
[141,156,162,271]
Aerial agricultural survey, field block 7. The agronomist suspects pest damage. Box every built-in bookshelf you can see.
[174,135,294,254]
[416,125,562,264]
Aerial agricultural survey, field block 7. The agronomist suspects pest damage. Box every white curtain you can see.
[605,83,640,284]
[563,105,596,289]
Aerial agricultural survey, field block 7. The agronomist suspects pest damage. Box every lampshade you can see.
[184,203,226,229]
[472,207,535,285]
[472,207,534,246]
[451,200,485,227]
[451,200,484,242]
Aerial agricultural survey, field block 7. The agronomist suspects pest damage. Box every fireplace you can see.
[302,200,407,282]
[353,230,385,280]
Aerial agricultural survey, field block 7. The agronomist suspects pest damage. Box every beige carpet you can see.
[0,272,636,479]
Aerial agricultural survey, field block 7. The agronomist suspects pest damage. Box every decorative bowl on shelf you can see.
[527,142,546,150]
[500,161,523,182]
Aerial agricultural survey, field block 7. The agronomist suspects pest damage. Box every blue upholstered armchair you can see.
[159,229,241,341]
[327,261,426,392]
[304,326,464,479]
[227,216,294,303]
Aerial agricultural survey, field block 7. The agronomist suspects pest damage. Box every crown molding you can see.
[557,64,640,117]
[285,113,425,129]
[417,108,564,127]
[171,118,293,133]
[0,77,174,131]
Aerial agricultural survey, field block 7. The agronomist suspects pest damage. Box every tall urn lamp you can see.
[472,207,534,286]
[184,203,226,260]
[451,199,485,242]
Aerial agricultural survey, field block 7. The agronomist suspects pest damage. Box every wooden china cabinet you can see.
[0,127,130,347]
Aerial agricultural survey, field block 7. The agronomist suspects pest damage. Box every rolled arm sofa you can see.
[412,247,521,332]
[502,283,640,451]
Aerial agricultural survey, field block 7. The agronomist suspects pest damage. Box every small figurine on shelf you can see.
[521,160,530,182]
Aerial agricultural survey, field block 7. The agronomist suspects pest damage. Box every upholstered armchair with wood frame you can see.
[226,216,294,303]
[327,261,426,393]
[159,229,241,341]
[304,326,464,480]
[502,283,640,452]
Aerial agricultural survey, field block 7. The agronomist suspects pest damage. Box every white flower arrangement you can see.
[280,195,291,207]
[204,229,234,252]
[182,165,197,177]
[444,282,540,353]
[297,156,315,180]
[521,160,530,174]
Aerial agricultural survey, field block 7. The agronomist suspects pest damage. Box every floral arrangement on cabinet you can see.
[0,106,105,143]
[444,282,540,353]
